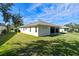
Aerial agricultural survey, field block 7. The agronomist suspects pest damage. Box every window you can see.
[64,28,68,31]
[30,27,31,32]
[35,26,37,32]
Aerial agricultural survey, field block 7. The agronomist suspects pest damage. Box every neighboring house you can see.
[0,23,6,34]
[74,29,79,32]
[19,20,60,37]
[59,26,70,33]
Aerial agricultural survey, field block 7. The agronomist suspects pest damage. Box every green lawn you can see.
[0,32,79,56]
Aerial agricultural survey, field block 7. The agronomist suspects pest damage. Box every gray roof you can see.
[0,23,5,26]
[60,25,70,28]
[21,20,59,28]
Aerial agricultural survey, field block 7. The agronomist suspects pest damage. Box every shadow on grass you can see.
[0,32,16,46]
[1,39,79,56]
[44,33,66,37]
[18,40,79,56]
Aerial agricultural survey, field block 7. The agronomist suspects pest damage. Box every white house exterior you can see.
[20,26,39,36]
[19,20,60,37]
[38,25,50,36]
[59,26,70,33]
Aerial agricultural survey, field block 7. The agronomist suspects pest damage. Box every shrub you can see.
[15,29,20,32]
[15,29,18,32]
[18,30,20,32]
[1,29,7,35]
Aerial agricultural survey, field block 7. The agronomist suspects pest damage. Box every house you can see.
[59,25,70,33]
[19,20,60,37]
[0,23,6,34]
[74,29,79,32]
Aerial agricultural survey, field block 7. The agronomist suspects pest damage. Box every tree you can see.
[0,3,13,23]
[65,23,79,32]
[0,3,13,31]
[0,4,23,32]
[12,14,23,28]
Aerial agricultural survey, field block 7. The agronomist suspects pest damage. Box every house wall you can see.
[38,25,50,36]
[20,25,50,37]
[20,25,60,37]
[19,27,39,36]
[59,28,68,33]
[0,26,6,34]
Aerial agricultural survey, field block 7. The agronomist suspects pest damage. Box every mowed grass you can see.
[0,32,79,56]
[0,33,38,51]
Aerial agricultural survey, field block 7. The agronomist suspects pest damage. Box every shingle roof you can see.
[21,20,59,28]
[0,23,5,26]
[60,25,70,28]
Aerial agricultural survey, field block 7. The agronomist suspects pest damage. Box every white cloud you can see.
[26,3,42,12]
[23,4,79,24]
[22,16,38,24]
[34,3,79,23]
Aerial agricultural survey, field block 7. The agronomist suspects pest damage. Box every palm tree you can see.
[0,3,13,24]
[12,14,23,28]
[0,3,13,31]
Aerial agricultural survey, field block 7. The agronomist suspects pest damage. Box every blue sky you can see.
[0,3,79,25]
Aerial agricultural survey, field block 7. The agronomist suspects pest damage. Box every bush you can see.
[15,29,18,32]
[15,29,20,32]
[18,30,20,32]
[1,29,7,35]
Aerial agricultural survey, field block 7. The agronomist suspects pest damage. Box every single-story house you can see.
[0,23,6,34]
[59,25,70,33]
[19,20,60,37]
[74,29,79,32]
[19,21,70,36]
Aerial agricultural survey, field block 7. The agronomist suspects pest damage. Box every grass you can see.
[0,32,79,56]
